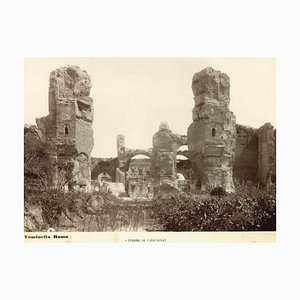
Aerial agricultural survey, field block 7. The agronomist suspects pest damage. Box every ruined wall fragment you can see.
[36,65,94,190]
[127,157,153,197]
[152,122,186,188]
[115,134,153,195]
[233,124,258,182]
[91,157,119,182]
[117,134,126,168]
[187,67,236,192]
[256,123,276,187]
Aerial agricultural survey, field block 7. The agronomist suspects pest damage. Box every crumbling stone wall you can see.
[30,64,275,196]
[36,66,94,190]
[117,134,152,169]
[115,134,153,195]
[117,134,126,168]
[257,123,276,187]
[91,158,119,182]
[233,124,258,182]
[176,147,192,183]
[233,123,276,186]
[187,67,236,192]
[114,123,186,194]
[152,122,187,188]
[127,158,153,197]
[176,159,192,181]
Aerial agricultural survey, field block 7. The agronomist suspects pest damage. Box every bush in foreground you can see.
[25,188,153,232]
[152,185,276,231]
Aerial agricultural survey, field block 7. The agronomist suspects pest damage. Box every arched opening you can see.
[177,173,185,180]
[212,128,216,137]
[176,145,191,191]
[126,154,153,197]
[91,158,119,181]
[97,173,112,185]
[64,124,69,135]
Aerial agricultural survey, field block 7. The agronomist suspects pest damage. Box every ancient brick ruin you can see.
[235,122,276,187]
[33,65,276,196]
[187,68,236,192]
[36,66,94,191]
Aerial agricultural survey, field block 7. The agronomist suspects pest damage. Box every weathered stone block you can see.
[191,67,230,104]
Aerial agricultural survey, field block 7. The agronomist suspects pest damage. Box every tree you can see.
[24,125,83,230]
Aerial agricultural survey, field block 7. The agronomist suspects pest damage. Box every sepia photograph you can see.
[3,1,300,299]
[24,58,276,242]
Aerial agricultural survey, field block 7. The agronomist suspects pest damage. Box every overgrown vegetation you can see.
[25,187,153,232]
[152,184,276,231]
[24,126,154,232]
[24,126,81,231]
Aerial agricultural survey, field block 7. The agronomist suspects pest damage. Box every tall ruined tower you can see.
[37,65,94,190]
[187,67,236,192]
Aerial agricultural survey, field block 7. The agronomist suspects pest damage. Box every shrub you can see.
[25,188,92,230]
[25,187,155,232]
[152,185,276,231]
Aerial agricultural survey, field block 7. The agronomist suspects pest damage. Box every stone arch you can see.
[176,145,192,183]
[123,152,152,180]
[125,152,153,197]
[91,158,119,182]
[122,149,152,172]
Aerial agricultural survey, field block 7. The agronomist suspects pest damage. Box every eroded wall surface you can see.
[127,158,153,197]
[36,66,94,190]
[91,158,119,182]
[233,125,258,182]
[257,123,276,187]
[152,122,187,188]
[187,67,236,192]
[32,65,275,195]
[233,123,276,186]
[114,122,187,195]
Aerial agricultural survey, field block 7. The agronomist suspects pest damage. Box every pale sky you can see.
[24,58,276,158]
